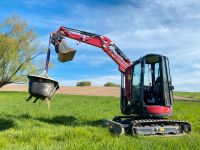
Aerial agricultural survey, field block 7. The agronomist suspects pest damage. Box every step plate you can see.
[103,119,126,135]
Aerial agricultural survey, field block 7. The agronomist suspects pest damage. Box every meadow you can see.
[0,91,199,150]
[174,91,200,100]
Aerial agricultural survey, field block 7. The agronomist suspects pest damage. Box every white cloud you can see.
[69,0,200,91]
[25,15,65,29]
[193,63,200,69]
[51,0,200,91]
[21,0,56,7]
[73,54,110,67]
[2,0,200,91]
[173,71,200,91]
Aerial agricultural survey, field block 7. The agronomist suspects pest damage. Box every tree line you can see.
[76,81,120,87]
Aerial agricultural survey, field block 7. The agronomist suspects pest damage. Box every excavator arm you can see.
[51,26,132,101]
[51,26,132,72]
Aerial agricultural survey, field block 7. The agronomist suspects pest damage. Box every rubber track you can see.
[131,119,192,134]
[132,119,190,125]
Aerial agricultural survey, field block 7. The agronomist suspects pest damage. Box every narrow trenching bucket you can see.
[56,40,76,62]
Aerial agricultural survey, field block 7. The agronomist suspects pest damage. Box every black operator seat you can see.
[153,76,162,104]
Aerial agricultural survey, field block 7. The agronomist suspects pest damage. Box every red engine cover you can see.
[145,106,172,116]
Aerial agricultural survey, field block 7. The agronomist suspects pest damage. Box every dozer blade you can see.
[103,118,191,136]
[103,119,126,135]
[56,39,76,62]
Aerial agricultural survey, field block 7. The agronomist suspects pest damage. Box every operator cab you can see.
[131,54,174,117]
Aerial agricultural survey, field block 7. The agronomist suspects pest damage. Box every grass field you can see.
[174,91,200,100]
[0,91,200,150]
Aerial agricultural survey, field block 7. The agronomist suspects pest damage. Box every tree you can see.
[0,15,44,88]
[104,82,120,87]
[76,81,91,86]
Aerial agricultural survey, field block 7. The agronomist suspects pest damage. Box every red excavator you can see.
[50,26,191,135]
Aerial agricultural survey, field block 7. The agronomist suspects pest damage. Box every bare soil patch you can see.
[0,85,198,101]
[0,85,120,97]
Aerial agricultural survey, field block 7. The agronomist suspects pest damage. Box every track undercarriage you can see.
[103,116,191,136]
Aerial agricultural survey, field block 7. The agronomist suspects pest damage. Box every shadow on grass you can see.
[37,115,103,127]
[38,115,76,126]
[5,113,104,128]
[19,114,32,119]
[5,113,32,120]
[0,118,15,131]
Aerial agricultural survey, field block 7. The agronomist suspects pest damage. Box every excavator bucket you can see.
[56,39,76,62]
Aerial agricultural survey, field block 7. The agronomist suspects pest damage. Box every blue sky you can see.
[1,0,200,91]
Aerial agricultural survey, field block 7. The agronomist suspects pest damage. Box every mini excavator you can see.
[50,26,191,135]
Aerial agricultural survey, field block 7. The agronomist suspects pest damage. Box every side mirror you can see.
[170,85,174,90]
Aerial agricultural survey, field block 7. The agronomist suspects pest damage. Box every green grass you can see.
[0,91,200,150]
[174,91,200,100]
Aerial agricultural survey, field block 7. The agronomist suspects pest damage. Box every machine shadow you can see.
[5,113,104,128]
[37,115,76,126]
[0,118,15,131]
[37,115,103,127]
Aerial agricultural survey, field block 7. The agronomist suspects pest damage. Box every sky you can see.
[0,0,200,91]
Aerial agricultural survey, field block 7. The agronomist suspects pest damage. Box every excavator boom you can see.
[51,26,132,72]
